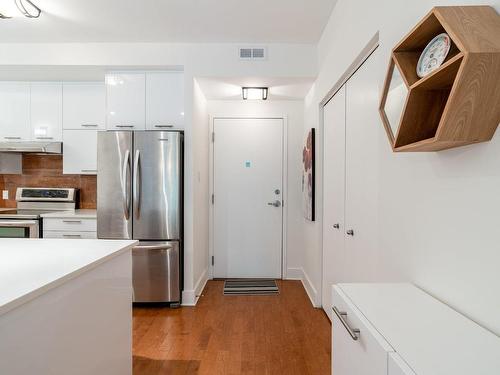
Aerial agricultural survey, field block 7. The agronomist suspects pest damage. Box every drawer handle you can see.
[81,124,99,127]
[63,234,82,238]
[81,169,97,173]
[36,136,54,140]
[4,136,22,140]
[115,125,134,128]
[332,306,360,341]
[154,125,173,128]
[62,220,82,223]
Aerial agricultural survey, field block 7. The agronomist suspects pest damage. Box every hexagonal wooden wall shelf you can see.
[379,6,500,152]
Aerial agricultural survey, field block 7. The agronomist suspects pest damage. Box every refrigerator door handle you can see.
[133,149,141,219]
[134,244,173,251]
[121,149,131,220]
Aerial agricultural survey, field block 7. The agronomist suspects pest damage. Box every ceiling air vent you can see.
[239,47,267,60]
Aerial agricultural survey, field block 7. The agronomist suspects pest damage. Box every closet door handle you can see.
[346,229,354,236]
[333,223,340,229]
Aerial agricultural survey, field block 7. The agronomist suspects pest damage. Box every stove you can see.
[0,188,78,238]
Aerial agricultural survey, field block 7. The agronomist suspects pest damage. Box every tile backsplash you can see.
[0,154,96,209]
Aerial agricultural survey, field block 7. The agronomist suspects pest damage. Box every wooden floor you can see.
[133,280,331,375]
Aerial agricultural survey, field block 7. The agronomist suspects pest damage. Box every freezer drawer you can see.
[132,241,180,303]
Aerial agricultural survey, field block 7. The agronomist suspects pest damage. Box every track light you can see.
[242,87,269,100]
[15,0,41,18]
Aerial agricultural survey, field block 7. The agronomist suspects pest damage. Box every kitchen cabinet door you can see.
[332,286,393,375]
[344,50,381,281]
[322,85,346,321]
[62,130,98,175]
[30,82,63,141]
[106,73,146,130]
[0,82,31,141]
[146,72,185,130]
[63,82,105,130]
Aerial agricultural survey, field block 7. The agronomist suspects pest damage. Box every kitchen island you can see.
[0,239,137,375]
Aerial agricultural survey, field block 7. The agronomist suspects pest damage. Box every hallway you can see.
[133,280,331,374]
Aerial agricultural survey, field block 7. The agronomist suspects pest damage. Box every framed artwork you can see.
[302,128,315,221]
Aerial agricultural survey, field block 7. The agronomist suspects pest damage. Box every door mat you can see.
[223,279,279,295]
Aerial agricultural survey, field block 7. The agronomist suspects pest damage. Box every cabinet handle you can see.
[346,229,354,236]
[81,124,99,128]
[81,169,97,173]
[4,136,21,140]
[36,137,54,140]
[115,125,134,128]
[333,223,340,229]
[62,234,82,238]
[332,306,360,341]
[62,220,82,223]
[154,125,174,128]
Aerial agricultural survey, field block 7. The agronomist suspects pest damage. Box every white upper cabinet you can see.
[63,129,98,175]
[63,83,105,130]
[0,82,31,141]
[106,73,146,130]
[145,72,185,130]
[30,82,63,141]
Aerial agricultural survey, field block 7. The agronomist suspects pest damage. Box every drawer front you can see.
[43,231,97,239]
[43,218,97,232]
[388,353,416,375]
[332,286,393,375]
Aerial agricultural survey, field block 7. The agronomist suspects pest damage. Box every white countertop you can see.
[0,239,137,316]
[40,209,97,219]
[338,283,500,375]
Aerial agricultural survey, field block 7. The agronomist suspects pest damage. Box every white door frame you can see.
[208,115,288,280]
[319,32,379,308]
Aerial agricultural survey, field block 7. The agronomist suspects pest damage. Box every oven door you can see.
[0,220,40,238]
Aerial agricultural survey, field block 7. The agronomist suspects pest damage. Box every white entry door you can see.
[213,118,283,278]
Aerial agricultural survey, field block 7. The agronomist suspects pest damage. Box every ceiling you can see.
[0,0,336,43]
[196,77,314,100]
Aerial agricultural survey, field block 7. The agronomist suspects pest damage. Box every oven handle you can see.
[0,220,39,238]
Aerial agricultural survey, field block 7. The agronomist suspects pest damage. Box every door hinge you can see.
[211,193,214,204]
[211,256,214,266]
[211,132,215,142]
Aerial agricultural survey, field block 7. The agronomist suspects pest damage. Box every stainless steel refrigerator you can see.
[97,131,183,305]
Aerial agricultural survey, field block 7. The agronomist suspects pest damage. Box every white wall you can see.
[185,79,210,305]
[0,42,317,305]
[305,0,500,335]
[207,100,305,278]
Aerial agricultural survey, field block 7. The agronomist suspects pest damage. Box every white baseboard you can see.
[181,268,209,306]
[286,267,303,280]
[285,267,320,308]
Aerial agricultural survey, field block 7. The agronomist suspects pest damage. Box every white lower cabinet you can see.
[43,216,97,239]
[63,129,98,175]
[388,353,416,375]
[332,286,393,375]
[43,231,97,239]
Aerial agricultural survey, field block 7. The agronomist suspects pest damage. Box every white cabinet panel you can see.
[63,83,105,130]
[106,73,145,130]
[43,231,97,239]
[44,217,97,232]
[30,82,63,141]
[322,85,346,321]
[63,130,98,175]
[332,286,393,375]
[146,72,185,130]
[344,50,380,281]
[388,353,416,375]
[0,82,31,141]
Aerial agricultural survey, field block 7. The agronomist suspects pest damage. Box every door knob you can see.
[267,200,281,207]
[346,229,354,236]
[333,224,340,229]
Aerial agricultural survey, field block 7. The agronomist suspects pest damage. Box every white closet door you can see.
[322,85,346,320]
[344,50,381,281]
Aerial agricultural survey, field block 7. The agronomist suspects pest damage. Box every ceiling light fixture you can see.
[0,12,12,19]
[242,87,268,101]
[15,0,41,18]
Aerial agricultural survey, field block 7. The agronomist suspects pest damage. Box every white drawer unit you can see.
[43,231,97,239]
[332,284,500,375]
[44,217,97,232]
[332,286,393,375]
[388,353,416,375]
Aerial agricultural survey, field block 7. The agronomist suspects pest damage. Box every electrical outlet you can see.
[2,190,8,200]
